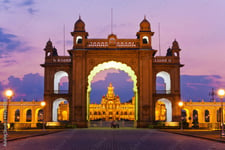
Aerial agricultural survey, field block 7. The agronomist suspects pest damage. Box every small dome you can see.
[172,39,180,49]
[46,39,52,46]
[140,17,151,31]
[45,39,53,49]
[74,16,85,31]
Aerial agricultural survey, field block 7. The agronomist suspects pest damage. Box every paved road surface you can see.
[1,129,225,150]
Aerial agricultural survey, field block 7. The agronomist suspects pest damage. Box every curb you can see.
[159,130,225,143]
[0,130,64,143]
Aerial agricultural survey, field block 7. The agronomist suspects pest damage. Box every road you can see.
[1,129,225,150]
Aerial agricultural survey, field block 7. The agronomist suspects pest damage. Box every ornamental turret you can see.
[71,16,89,49]
[136,16,154,49]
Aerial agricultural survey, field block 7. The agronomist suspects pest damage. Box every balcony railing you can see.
[155,90,171,94]
[54,90,69,94]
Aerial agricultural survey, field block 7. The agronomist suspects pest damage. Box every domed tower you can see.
[44,39,58,57]
[71,16,88,49]
[171,39,181,57]
[136,16,154,49]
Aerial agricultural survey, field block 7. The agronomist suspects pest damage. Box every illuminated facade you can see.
[0,99,223,129]
[41,16,184,128]
[89,83,135,121]
[0,100,68,128]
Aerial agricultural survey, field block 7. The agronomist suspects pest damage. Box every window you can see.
[205,110,210,122]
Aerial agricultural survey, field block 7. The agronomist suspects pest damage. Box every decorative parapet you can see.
[153,56,180,64]
[86,39,139,48]
[45,56,71,64]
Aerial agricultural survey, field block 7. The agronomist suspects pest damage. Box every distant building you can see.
[89,83,135,121]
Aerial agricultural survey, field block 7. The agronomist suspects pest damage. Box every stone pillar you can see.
[71,50,88,128]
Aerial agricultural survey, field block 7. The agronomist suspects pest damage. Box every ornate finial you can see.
[79,14,81,20]
[144,15,146,20]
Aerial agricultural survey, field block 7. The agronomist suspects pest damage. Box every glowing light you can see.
[178,101,184,107]
[218,89,225,98]
[41,101,46,107]
[4,89,14,98]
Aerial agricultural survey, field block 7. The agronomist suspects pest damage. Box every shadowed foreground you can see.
[1,129,225,150]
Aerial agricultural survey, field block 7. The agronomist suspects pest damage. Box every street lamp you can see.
[41,101,46,131]
[178,101,184,130]
[3,89,14,147]
[218,89,225,137]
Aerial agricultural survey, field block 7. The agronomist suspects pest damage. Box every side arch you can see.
[52,98,69,122]
[156,98,172,122]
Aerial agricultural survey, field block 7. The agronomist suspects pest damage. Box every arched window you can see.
[217,108,221,122]
[54,71,69,94]
[156,71,171,94]
[15,109,20,122]
[76,36,82,44]
[205,110,210,122]
[26,109,32,122]
[142,36,149,44]
[38,109,44,122]
[193,110,198,122]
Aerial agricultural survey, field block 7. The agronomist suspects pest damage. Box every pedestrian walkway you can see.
[160,129,225,143]
[0,129,63,142]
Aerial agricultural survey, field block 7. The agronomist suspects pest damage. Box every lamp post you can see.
[40,101,46,131]
[178,101,184,130]
[3,89,14,147]
[218,89,225,137]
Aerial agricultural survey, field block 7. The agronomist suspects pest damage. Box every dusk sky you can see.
[1,0,225,102]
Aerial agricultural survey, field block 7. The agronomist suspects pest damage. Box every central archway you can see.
[87,61,138,122]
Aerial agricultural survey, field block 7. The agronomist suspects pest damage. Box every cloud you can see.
[0,28,29,57]
[181,75,225,101]
[0,0,38,15]
[0,73,44,101]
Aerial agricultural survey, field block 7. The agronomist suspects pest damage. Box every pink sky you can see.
[0,0,225,85]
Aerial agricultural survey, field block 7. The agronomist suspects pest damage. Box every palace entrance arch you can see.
[87,61,138,125]
[41,16,183,128]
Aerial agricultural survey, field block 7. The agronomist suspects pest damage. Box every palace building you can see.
[89,83,135,121]
[2,16,223,129]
